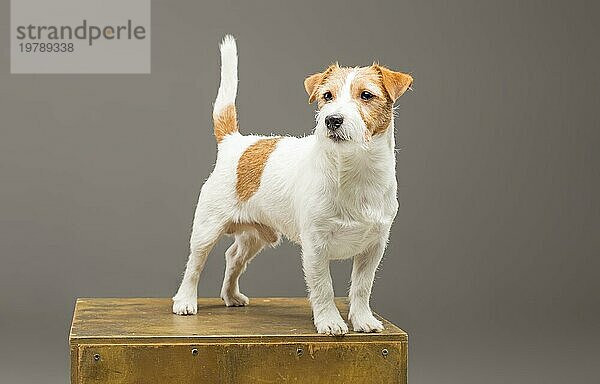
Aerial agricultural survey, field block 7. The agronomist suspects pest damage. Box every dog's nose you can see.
[325,114,344,131]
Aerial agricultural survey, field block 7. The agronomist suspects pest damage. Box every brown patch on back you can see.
[236,137,281,201]
[214,104,238,143]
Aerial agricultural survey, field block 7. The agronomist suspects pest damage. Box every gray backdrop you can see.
[1,1,599,383]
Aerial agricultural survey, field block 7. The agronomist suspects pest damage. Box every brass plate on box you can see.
[77,342,406,384]
[70,298,408,383]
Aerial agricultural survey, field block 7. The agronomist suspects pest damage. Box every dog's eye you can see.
[323,91,333,101]
[360,91,374,101]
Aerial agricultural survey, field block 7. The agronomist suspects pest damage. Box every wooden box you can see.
[70,298,408,383]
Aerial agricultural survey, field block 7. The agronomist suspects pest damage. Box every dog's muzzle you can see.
[325,114,344,141]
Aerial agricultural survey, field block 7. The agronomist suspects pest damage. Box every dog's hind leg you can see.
[220,231,266,306]
[173,210,227,315]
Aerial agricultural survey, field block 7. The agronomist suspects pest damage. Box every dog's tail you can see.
[213,35,239,143]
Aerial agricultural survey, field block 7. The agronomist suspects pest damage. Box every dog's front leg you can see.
[348,241,386,332]
[302,242,348,335]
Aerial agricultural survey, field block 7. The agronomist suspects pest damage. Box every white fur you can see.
[213,35,238,118]
[173,36,399,335]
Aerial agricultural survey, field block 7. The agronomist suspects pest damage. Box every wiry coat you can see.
[173,35,413,335]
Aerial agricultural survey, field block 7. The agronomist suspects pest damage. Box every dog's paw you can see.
[172,297,198,315]
[350,311,384,333]
[221,292,249,307]
[314,312,349,336]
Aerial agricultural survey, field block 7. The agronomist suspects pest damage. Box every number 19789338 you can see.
[18,42,74,53]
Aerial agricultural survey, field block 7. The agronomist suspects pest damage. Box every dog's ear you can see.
[304,73,324,103]
[304,64,337,104]
[374,64,413,101]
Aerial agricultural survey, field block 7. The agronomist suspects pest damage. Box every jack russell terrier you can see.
[173,35,413,335]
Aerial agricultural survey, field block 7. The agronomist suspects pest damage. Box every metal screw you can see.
[191,348,199,356]
[296,347,303,357]
[381,348,389,357]
[93,353,100,361]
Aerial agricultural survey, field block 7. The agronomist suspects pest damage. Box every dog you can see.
[173,35,413,335]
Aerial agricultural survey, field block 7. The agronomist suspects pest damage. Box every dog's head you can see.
[305,63,412,146]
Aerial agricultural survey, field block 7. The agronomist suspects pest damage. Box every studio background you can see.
[1,1,599,383]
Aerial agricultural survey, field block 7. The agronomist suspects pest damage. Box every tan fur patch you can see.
[236,137,281,201]
[352,66,394,136]
[225,222,279,243]
[214,104,238,143]
[304,64,340,103]
[315,66,354,109]
[375,65,413,101]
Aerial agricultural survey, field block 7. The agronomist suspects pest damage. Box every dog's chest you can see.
[323,217,387,259]
[309,171,397,258]
[314,192,395,258]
